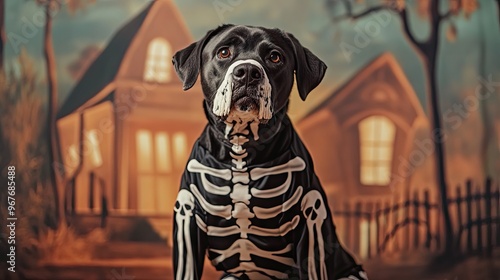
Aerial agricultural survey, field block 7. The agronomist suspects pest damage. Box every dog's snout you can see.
[232,63,262,85]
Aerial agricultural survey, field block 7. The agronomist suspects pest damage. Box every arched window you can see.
[358,115,395,186]
[144,38,171,83]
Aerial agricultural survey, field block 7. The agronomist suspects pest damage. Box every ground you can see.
[11,243,500,280]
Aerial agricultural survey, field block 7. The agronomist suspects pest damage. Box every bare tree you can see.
[0,0,4,67]
[477,10,490,179]
[35,0,95,226]
[497,0,500,26]
[326,0,484,255]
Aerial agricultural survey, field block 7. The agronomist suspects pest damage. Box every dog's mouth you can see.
[221,87,263,141]
[226,85,264,119]
[233,96,258,112]
[212,60,273,123]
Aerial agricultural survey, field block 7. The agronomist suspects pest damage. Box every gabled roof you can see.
[58,0,194,119]
[57,2,154,119]
[299,52,425,122]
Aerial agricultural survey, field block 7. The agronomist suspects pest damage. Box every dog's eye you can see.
[217,47,231,59]
[270,51,281,63]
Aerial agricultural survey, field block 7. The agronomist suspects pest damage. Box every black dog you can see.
[172,24,367,280]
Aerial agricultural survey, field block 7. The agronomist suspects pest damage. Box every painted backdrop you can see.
[1,0,499,279]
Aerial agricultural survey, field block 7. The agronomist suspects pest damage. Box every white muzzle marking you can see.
[212,59,273,120]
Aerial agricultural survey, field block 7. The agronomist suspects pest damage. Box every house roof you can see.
[299,52,425,122]
[57,2,154,119]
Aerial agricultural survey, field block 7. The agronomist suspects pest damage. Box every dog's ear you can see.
[172,24,233,91]
[286,33,327,101]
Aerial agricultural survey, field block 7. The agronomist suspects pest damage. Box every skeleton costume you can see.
[173,103,367,280]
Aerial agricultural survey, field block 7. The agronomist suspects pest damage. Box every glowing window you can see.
[68,144,80,167]
[87,129,103,168]
[136,130,153,173]
[358,115,395,186]
[172,132,188,168]
[144,38,171,83]
[134,129,189,214]
[155,132,172,173]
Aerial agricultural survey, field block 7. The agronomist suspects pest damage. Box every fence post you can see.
[366,202,372,259]
[403,191,410,251]
[89,171,95,210]
[485,178,492,257]
[382,201,390,253]
[70,178,76,215]
[436,189,442,251]
[100,177,108,228]
[413,191,419,249]
[475,186,483,254]
[375,201,381,255]
[496,183,500,246]
[393,194,401,252]
[354,201,362,257]
[466,180,473,254]
[455,186,463,254]
[424,190,431,249]
[344,201,351,251]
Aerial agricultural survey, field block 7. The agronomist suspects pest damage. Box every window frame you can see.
[132,127,189,214]
[144,37,172,83]
[358,115,396,187]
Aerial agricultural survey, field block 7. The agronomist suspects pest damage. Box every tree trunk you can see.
[398,0,454,254]
[0,0,5,67]
[44,1,64,225]
[424,54,454,255]
[414,0,454,256]
[478,8,491,178]
[497,0,500,26]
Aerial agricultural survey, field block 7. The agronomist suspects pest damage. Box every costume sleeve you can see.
[294,175,368,280]
[173,171,208,280]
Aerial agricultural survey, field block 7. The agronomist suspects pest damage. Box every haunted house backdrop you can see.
[1,0,499,279]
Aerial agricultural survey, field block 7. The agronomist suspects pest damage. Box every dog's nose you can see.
[232,63,263,85]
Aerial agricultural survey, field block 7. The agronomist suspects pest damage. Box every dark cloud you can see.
[67,45,101,81]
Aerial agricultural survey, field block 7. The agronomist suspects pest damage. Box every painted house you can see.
[297,53,428,202]
[56,0,205,240]
[56,0,429,243]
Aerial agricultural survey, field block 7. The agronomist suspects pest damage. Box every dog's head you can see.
[172,24,326,127]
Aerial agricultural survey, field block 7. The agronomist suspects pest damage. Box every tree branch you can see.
[497,0,500,27]
[341,0,352,16]
[439,0,460,22]
[439,10,452,21]
[399,7,426,52]
[424,0,441,55]
[330,5,390,22]
[329,1,427,52]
